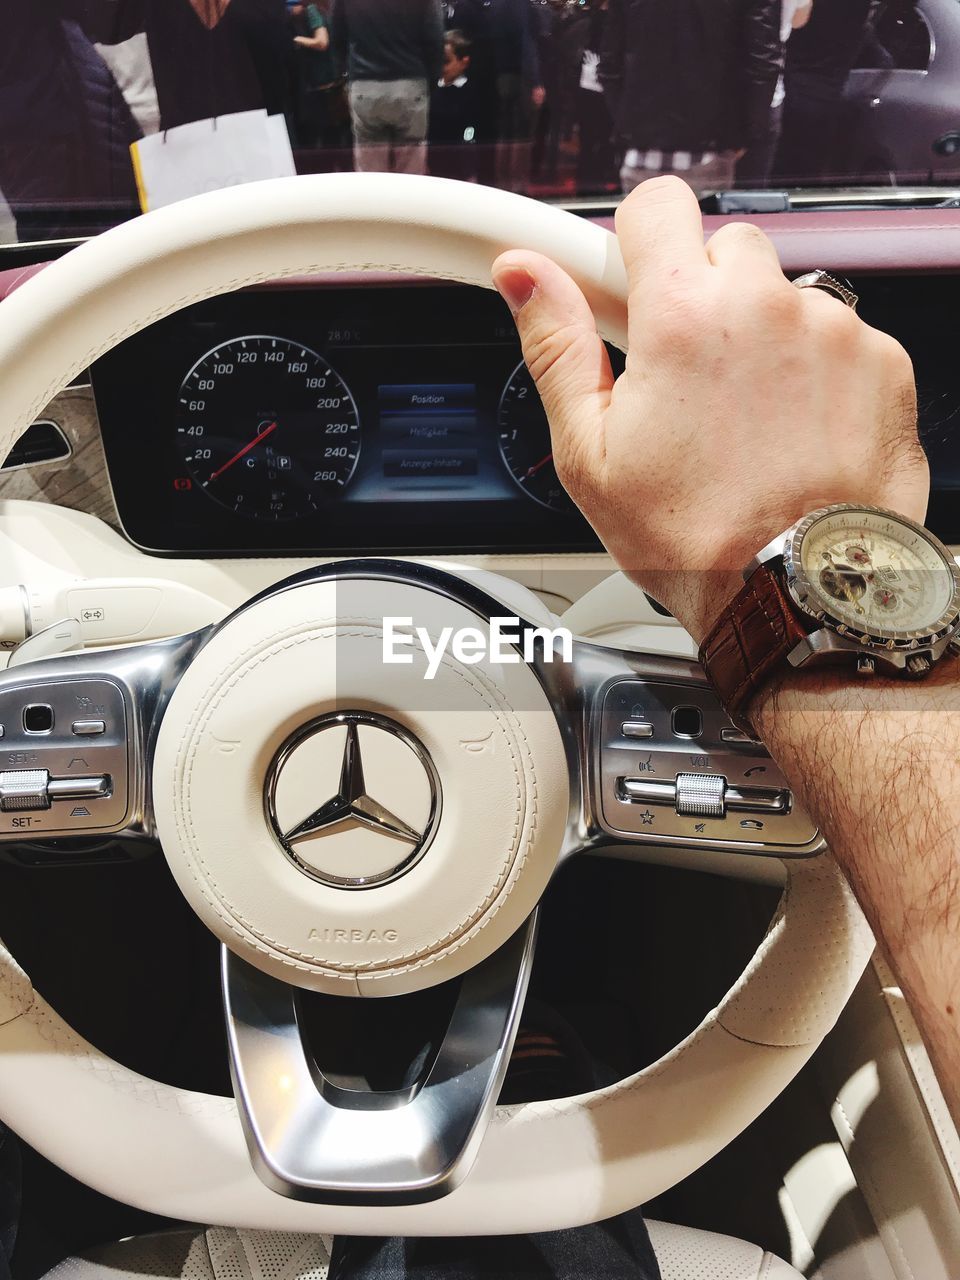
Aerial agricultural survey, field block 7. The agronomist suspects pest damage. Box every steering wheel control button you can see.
[22,704,54,734]
[621,720,654,739]
[0,678,128,837]
[671,706,703,739]
[72,719,106,736]
[724,784,791,814]
[0,769,111,813]
[266,712,440,890]
[46,775,111,801]
[619,778,674,805]
[599,679,818,852]
[675,771,725,818]
[619,773,792,822]
[0,770,50,811]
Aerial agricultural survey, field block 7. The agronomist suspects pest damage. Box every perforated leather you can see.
[42,1225,801,1280]
[718,854,871,1047]
[44,1230,332,1280]
[647,1221,802,1279]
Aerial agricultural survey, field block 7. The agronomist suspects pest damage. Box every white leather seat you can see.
[42,1223,803,1280]
[646,1221,802,1278]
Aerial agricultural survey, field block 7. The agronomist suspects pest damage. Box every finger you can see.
[705,220,785,279]
[614,175,708,296]
[492,250,615,477]
[794,281,859,318]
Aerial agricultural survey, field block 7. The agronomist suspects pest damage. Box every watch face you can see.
[789,506,960,644]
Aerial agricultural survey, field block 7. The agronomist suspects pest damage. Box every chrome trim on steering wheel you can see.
[222,913,537,1205]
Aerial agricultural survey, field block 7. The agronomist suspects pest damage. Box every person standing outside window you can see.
[330,0,444,175]
[81,0,292,133]
[599,0,782,198]
[773,0,876,184]
[288,0,347,153]
[736,0,813,188]
[487,0,545,192]
[429,30,480,180]
[576,0,617,194]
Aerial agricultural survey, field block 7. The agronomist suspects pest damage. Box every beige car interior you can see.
[0,174,957,1280]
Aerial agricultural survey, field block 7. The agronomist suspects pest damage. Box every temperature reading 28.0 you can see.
[175,335,360,521]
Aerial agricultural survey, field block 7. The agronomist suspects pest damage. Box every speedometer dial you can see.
[498,361,574,512]
[176,336,360,520]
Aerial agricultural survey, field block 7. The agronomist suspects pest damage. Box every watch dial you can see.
[798,509,956,636]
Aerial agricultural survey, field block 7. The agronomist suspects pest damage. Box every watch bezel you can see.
[783,503,960,650]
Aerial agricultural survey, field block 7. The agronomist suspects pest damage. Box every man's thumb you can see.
[492,250,613,482]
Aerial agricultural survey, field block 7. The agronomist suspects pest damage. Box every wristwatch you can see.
[700,503,960,736]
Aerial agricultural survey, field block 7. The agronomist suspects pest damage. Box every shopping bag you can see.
[130,108,295,212]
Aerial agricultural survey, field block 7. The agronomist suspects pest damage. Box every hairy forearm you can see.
[752,663,960,1121]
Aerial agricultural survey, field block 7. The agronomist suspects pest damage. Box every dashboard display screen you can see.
[93,285,611,555]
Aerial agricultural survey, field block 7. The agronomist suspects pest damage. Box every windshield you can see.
[2,0,959,247]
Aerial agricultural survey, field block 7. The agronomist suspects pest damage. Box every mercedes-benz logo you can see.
[264,712,441,889]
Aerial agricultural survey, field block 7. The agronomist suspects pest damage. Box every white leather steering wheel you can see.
[0,173,874,1234]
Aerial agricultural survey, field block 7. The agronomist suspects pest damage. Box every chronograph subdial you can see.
[873,586,900,611]
[844,544,872,566]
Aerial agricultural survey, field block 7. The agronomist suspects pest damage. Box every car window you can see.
[1,0,959,248]
[855,0,933,69]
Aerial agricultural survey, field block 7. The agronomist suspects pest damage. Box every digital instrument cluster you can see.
[93,285,610,555]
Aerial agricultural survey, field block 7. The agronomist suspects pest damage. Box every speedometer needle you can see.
[522,451,553,482]
[208,420,278,482]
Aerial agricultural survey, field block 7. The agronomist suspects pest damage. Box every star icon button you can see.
[639,809,654,826]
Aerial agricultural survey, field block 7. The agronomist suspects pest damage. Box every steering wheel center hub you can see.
[152,570,569,995]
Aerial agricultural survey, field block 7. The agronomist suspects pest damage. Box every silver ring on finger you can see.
[792,269,859,312]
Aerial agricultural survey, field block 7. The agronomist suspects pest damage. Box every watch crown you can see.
[856,655,876,676]
[906,654,932,676]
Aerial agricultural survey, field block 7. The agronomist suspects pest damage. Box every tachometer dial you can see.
[498,361,573,512]
[176,336,360,520]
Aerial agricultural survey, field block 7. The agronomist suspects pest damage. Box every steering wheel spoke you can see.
[222,912,538,1204]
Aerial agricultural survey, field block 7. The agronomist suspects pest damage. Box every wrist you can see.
[627,512,819,645]
[630,568,753,646]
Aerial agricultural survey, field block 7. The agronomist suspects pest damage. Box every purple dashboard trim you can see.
[3,208,960,303]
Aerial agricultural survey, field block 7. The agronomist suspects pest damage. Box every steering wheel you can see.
[0,173,873,1234]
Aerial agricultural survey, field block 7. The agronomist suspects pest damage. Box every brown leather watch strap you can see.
[699,564,811,736]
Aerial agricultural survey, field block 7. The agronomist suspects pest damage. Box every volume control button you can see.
[675,773,726,818]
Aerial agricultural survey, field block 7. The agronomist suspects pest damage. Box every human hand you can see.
[492,177,928,642]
